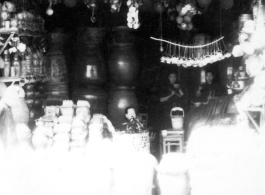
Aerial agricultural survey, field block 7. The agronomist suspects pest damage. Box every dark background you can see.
[1,0,252,128]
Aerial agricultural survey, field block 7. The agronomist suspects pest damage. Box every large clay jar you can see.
[46,29,68,97]
[108,26,139,87]
[72,86,108,115]
[108,86,139,127]
[75,27,106,86]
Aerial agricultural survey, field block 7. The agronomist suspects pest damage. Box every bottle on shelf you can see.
[3,50,10,77]
[10,62,15,77]
[12,53,20,77]
[20,55,27,77]
[33,53,40,75]
[25,54,33,75]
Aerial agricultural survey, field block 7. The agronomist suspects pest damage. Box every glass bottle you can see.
[3,50,10,77]
[12,53,20,77]
[20,55,27,77]
[33,56,40,75]
[25,54,33,75]
[238,66,247,79]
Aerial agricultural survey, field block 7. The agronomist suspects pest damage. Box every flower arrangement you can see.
[232,3,265,78]
[166,0,198,31]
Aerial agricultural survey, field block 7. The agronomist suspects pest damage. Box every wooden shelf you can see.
[0,28,18,34]
[0,77,20,83]
[244,107,264,112]
[0,27,45,37]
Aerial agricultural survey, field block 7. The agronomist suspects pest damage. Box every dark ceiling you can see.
[4,0,253,44]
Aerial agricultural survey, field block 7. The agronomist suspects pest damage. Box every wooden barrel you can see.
[108,26,139,87]
[75,28,106,86]
[72,86,108,115]
[108,86,139,127]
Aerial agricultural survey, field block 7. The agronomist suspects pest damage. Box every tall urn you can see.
[74,27,107,86]
[46,29,68,100]
[107,26,139,127]
[72,27,108,115]
[107,26,139,86]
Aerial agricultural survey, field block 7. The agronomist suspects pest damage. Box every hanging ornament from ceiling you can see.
[84,0,97,23]
[110,0,122,12]
[127,0,141,29]
[163,0,199,31]
[175,0,197,31]
[151,36,231,68]
[46,0,61,16]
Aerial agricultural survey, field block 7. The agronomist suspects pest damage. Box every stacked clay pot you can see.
[107,26,139,127]
[72,27,108,115]
[46,29,69,99]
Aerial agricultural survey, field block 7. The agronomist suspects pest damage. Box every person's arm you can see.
[195,85,204,97]
[160,90,174,102]
[179,88,184,96]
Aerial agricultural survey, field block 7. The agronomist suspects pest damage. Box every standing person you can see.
[159,72,185,130]
[194,71,226,104]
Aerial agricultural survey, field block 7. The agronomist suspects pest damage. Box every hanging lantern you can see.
[197,0,211,7]
[181,22,187,30]
[176,16,183,24]
[184,15,191,23]
[221,0,234,9]
[46,0,54,16]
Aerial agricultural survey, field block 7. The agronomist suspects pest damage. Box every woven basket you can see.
[113,132,150,153]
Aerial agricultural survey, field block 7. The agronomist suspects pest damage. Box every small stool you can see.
[159,130,184,159]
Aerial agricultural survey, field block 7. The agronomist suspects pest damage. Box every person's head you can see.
[125,106,136,120]
[168,73,177,84]
[205,71,214,84]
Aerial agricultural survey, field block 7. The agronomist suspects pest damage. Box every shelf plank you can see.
[0,77,20,83]
[0,28,18,34]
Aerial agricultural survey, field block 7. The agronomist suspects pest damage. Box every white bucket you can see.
[170,107,184,130]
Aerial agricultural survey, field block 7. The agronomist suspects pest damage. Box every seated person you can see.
[192,71,226,105]
[116,106,144,133]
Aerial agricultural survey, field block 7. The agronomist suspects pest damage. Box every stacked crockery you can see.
[32,116,55,151]
[51,101,74,152]
[70,101,90,153]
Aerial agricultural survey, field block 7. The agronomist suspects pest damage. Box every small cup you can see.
[161,130,167,137]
